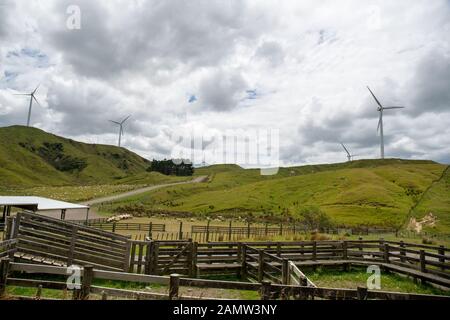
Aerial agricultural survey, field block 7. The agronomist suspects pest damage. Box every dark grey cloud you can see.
[408,49,450,116]
[47,0,268,79]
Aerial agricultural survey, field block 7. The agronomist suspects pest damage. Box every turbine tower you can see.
[109,115,131,147]
[14,84,41,127]
[367,86,405,159]
[340,143,358,162]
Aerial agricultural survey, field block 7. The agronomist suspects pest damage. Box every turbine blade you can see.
[340,143,350,156]
[109,120,121,125]
[377,114,382,132]
[13,93,31,96]
[367,86,383,108]
[32,96,41,107]
[383,106,405,110]
[121,115,131,124]
[32,84,40,95]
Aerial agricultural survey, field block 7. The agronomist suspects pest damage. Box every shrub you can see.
[298,206,333,231]
[422,237,435,245]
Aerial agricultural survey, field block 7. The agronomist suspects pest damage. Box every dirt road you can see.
[82,175,208,206]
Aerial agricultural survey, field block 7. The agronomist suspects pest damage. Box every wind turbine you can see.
[367,86,405,159]
[340,143,358,162]
[109,115,131,147]
[13,84,41,127]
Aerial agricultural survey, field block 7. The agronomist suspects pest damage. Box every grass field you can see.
[99,160,450,233]
[1,173,190,203]
[305,267,450,296]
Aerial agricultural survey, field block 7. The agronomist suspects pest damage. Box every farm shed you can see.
[0,196,90,222]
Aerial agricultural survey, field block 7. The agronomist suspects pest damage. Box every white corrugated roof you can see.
[0,196,89,210]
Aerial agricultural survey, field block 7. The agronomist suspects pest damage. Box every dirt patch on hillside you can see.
[407,212,437,233]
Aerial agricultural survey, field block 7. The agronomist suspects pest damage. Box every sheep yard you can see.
[1,212,449,301]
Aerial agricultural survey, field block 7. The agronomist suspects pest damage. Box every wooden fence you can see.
[0,239,17,260]
[1,260,449,300]
[8,212,131,271]
[2,213,450,293]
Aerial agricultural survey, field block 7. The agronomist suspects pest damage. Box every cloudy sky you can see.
[0,0,449,166]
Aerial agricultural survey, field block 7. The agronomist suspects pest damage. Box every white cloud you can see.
[0,0,449,165]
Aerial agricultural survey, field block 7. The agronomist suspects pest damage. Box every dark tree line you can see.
[19,141,88,172]
[147,159,194,176]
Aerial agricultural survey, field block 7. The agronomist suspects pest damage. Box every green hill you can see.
[0,125,152,187]
[105,160,449,232]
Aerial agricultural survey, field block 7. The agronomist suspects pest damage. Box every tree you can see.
[298,206,333,231]
[147,159,194,176]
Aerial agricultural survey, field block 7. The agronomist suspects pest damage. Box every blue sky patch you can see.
[188,95,197,103]
[245,89,258,100]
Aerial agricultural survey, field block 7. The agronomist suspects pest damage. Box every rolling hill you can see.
[104,160,449,233]
[0,125,153,187]
[1,125,448,233]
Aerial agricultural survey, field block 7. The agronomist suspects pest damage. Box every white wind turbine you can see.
[340,143,358,162]
[367,86,405,159]
[13,84,41,127]
[109,115,131,147]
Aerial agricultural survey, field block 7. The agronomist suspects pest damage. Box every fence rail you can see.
[1,213,450,300]
[2,261,449,300]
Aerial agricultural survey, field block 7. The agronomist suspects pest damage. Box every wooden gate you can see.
[129,240,194,276]
[9,212,131,271]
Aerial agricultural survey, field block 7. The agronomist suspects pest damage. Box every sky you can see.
[0,0,449,166]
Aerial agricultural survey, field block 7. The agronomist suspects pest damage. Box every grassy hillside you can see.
[411,166,450,234]
[102,160,448,231]
[0,125,152,187]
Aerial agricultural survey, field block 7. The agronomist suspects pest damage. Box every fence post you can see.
[151,242,160,274]
[148,222,153,239]
[206,220,210,242]
[420,250,426,273]
[357,286,368,300]
[265,223,268,236]
[358,236,363,255]
[384,244,390,263]
[281,259,289,285]
[438,245,445,271]
[178,221,183,240]
[241,245,247,279]
[190,241,198,278]
[258,249,264,282]
[276,242,281,257]
[342,241,348,260]
[279,222,283,236]
[5,217,13,240]
[67,225,78,266]
[379,238,385,261]
[400,241,406,263]
[81,265,94,300]
[35,284,42,300]
[0,258,10,297]
[112,222,116,233]
[247,221,251,238]
[260,280,271,300]
[145,240,153,274]
[124,240,132,273]
[228,221,232,241]
[312,241,317,260]
[169,274,180,300]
